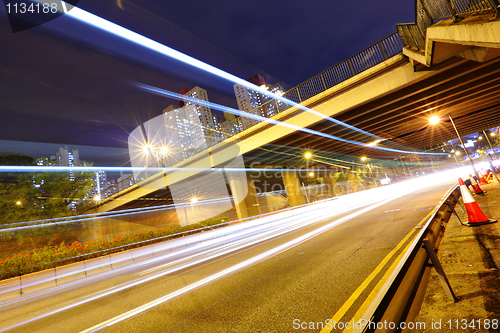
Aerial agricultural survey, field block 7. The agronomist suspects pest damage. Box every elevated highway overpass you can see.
[95,4,500,221]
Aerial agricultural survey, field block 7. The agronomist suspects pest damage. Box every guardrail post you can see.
[444,201,464,225]
[423,239,457,302]
[378,42,387,59]
[320,73,327,90]
[451,192,465,212]
[347,58,355,76]
[296,87,302,103]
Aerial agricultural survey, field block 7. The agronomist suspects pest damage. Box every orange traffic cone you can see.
[478,171,489,185]
[458,178,496,226]
[486,171,493,183]
[469,174,486,195]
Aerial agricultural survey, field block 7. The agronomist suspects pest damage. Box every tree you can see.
[0,152,95,224]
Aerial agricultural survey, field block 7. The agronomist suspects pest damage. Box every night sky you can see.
[0,0,415,166]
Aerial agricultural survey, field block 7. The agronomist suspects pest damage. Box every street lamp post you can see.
[448,114,480,180]
[448,140,459,164]
[483,130,499,161]
[191,197,198,223]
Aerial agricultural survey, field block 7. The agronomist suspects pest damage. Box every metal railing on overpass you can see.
[219,33,405,139]
[397,0,500,50]
[353,184,463,332]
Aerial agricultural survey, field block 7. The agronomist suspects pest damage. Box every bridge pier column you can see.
[283,170,306,207]
[228,175,261,220]
[323,170,337,197]
[348,169,362,193]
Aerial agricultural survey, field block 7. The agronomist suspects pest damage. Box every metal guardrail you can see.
[220,33,405,139]
[397,0,500,51]
[353,184,462,333]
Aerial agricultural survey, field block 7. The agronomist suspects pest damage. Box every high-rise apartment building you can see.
[55,147,80,167]
[163,104,207,162]
[179,86,221,146]
[233,74,284,131]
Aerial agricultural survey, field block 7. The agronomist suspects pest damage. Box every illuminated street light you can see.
[478,136,483,140]
[308,172,315,178]
[191,197,198,204]
[304,152,312,159]
[429,116,440,125]
[160,146,169,155]
[491,132,496,137]
[455,151,461,156]
[16,201,22,206]
[93,194,101,202]
[361,156,367,161]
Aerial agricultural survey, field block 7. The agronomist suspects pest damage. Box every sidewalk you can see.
[415,180,500,332]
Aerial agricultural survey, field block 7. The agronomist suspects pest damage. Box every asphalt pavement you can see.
[0,178,457,333]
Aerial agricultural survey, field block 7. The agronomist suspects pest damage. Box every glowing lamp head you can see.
[16,201,22,206]
[191,197,198,204]
[304,152,312,159]
[429,116,440,125]
[308,172,315,178]
[93,194,101,202]
[361,156,367,161]
[142,145,152,154]
[455,151,461,156]
[160,146,169,155]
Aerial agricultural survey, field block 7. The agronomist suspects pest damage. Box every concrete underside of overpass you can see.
[95,15,500,214]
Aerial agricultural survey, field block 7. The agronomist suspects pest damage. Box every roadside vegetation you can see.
[0,216,227,280]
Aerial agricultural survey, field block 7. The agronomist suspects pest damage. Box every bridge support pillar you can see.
[228,175,261,220]
[323,170,337,197]
[348,169,362,193]
[283,170,306,207]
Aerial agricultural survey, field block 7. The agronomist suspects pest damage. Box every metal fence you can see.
[397,0,499,50]
[221,32,405,138]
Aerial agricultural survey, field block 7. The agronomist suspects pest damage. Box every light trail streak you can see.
[27,2,444,155]
[0,167,470,332]
[0,196,354,305]
[0,197,230,232]
[0,165,374,173]
[80,198,400,332]
[0,194,380,332]
[55,3,382,141]
[136,84,445,155]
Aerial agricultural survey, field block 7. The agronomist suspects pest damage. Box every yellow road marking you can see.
[341,240,414,332]
[320,210,435,333]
